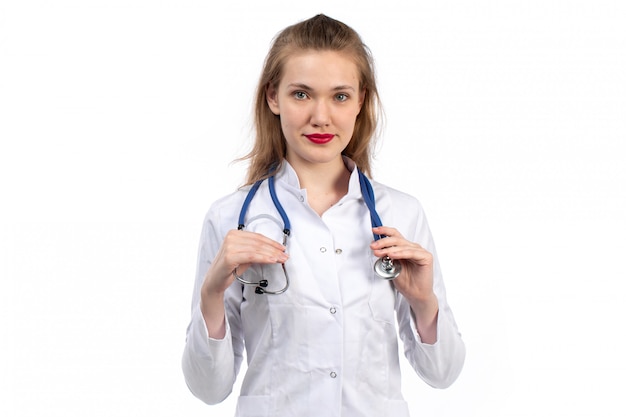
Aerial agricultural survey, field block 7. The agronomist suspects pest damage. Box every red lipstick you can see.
[305,133,335,144]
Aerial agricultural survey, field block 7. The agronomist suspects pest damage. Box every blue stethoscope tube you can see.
[234,168,401,294]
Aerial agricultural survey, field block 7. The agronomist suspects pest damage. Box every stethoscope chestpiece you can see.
[374,256,402,280]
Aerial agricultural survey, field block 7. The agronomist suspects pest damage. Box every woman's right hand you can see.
[200,229,288,338]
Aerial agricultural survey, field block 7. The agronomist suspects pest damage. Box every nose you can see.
[310,99,330,127]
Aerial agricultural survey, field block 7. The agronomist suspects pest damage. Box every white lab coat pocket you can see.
[235,395,270,417]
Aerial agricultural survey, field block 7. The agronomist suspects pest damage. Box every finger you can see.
[374,247,433,265]
[221,230,289,267]
[370,235,416,251]
[372,226,402,238]
[223,243,289,267]
[227,230,287,251]
[224,230,288,257]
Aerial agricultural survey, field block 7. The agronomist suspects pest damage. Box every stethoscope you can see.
[233,168,402,295]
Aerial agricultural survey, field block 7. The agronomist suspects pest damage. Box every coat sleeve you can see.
[181,209,245,404]
[395,199,466,388]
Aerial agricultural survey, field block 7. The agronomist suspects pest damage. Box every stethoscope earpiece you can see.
[374,256,401,280]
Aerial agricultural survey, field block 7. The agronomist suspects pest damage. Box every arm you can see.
[182,211,289,404]
[370,225,440,343]
[181,214,240,404]
[371,218,465,388]
[395,257,465,389]
[181,300,239,404]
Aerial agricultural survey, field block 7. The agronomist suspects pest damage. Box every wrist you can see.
[200,290,227,339]
[410,292,438,319]
[408,293,439,344]
[406,291,437,310]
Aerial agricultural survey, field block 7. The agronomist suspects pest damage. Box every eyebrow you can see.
[287,83,356,92]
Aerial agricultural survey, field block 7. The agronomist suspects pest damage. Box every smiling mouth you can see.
[304,133,335,144]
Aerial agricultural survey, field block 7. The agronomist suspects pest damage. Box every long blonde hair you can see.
[241,14,382,185]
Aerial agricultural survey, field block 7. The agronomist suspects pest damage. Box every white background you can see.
[1,0,625,416]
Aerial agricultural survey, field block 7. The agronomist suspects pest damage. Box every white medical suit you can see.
[182,158,465,416]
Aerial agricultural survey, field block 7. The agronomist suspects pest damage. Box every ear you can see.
[358,88,366,111]
[266,84,280,115]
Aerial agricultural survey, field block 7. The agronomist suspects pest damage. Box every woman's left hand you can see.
[371,226,439,344]
[370,226,435,304]
[371,226,439,343]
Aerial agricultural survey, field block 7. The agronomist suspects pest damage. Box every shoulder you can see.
[201,187,252,235]
[208,186,251,214]
[371,180,425,212]
[369,179,429,239]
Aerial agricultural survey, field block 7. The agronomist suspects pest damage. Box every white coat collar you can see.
[274,157,363,203]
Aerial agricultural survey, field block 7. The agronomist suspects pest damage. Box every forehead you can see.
[279,50,360,88]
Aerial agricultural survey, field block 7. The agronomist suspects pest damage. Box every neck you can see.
[287,157,351,215]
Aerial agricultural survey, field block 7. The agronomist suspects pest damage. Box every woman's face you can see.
[266,50,364,170]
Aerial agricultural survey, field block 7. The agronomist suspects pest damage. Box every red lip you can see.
[305,133,335,144]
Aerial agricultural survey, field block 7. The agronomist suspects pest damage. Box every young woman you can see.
[182,14,465,416]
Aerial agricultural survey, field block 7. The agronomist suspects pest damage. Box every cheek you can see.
[279,115,294,132]
[278,114,299,140]
[280,108,306,129]
[340,109,360,130]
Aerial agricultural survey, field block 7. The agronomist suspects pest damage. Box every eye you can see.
[293,91,308,100]
[335,93,349,102]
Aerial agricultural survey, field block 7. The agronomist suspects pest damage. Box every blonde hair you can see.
[241,14,381,185]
